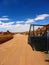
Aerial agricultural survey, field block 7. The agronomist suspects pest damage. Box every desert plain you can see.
[0,34,49,65]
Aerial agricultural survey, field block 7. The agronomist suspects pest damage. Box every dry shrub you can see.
[0,34,13,44]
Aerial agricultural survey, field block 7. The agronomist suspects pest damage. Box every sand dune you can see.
[0,34,49,65]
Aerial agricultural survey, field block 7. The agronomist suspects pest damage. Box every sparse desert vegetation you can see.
[0,31,13,44]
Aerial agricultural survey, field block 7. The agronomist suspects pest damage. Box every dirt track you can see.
[0,34,49,65]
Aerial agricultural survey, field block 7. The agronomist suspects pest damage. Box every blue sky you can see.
[0,0,49,32]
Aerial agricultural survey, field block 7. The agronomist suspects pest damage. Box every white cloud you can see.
[0,21,14,28]
[0,14,49,32]
[0,21,30,32]
[0,17,9,20]
[16,21,24,23]
[2,16,8,18]
[13,24,30,32]
[35,14,49,21]
[26,19,34,23]
[0,21,3,25]
[4,22,14,25]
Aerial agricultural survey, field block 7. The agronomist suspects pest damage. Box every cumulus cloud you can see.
[0,21,14,25]
[4,22,14,25]
[2,16,8,18]
[16,19,34,24]
[0,14,49,32]
[26,19,34,23]
[0,21,14,28]
[16,24,21,27]
[0,21,3,25]
[0,21,30,32]
[16,21,24,23]
[0,17,9,21]
[13,24,30,32]
[35,14,49,21]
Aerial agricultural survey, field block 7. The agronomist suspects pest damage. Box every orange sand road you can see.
[0,34,49,65]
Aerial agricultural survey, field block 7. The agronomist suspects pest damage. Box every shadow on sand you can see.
[45,59,49,62]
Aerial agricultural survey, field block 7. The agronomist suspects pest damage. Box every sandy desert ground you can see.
[0,34,49,65]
